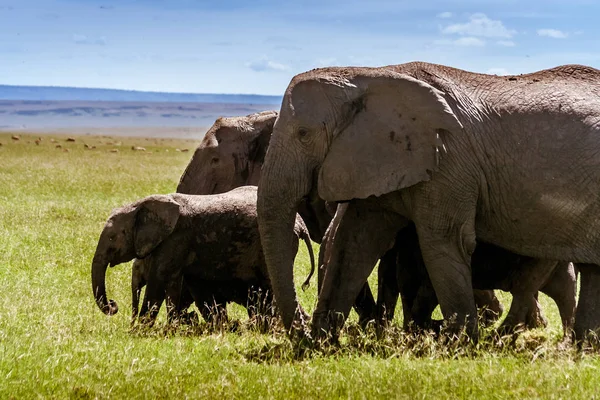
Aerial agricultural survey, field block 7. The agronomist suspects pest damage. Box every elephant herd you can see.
[93,61,600,347]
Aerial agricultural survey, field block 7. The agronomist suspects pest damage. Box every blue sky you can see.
[0,0,598,95]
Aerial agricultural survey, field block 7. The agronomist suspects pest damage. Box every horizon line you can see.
[0,83,283,98]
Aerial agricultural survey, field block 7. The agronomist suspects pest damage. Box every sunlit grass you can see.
[1,132,599,399]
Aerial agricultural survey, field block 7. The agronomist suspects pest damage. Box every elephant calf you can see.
[91,186,315,329]
[377,223,577,335]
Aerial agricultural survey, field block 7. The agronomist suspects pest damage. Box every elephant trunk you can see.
[257,151,312,335]
[91,251,118,315]
[176,151,211,195]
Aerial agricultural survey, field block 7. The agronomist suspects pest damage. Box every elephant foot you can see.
[474,290,503,327]
[498,294,546,336]
[179,310,199,326]
[478,307,503,328]
[574,264,600,347]
[428,319,444,334]
[354,283,377,330]
[310,310,343,345]
[525,302,548,330]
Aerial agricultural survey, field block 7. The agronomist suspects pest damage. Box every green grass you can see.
[1,132,600,399]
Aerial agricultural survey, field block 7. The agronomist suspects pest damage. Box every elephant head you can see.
[257,66,463,333]
[177,110,276,195]
[91,195,180,315]
[176,109,331,242]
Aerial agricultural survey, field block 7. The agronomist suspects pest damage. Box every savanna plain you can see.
[2,131,600,399]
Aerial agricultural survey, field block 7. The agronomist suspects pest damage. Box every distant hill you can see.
[0,84,283,105]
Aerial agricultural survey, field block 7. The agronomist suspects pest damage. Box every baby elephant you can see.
[91,186,315,328]
[377,224,577,336]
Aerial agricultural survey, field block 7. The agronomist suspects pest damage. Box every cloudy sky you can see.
[0,0,598,95]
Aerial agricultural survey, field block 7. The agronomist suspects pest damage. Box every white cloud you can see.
[497,40,516,47]
[441,13,516,38]
[246,56,289,72]
[73,34,107,46]
[437,12,453,19]
[487,68,510,76]
[537,28,568,39]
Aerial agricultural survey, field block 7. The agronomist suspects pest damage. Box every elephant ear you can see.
[248,111,276,163]
[318,72,463,201]
[133,196,181,258]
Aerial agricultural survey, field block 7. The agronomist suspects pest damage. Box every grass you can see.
[1,131,600,399]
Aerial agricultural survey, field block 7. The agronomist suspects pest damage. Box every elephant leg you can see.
[410,282,440,331]
[164,275,198,325]
[318,203,383,329]
[501,293,545,333]
[186,281,229,325]
[138,274,167,326]
[540,262,577,337]
[415,223,478,339]
[377,247,401,326]
[474,290,503,327]
[317,229,376,325]
[131,261,147,324]
[312,201,406,340]
[177,279,199,325]
[391,224,435,330]
[574,264,600,343]
[354,283,376,328]
[525,293,547,329]
[165,273,186,324]
[500,259,557,333]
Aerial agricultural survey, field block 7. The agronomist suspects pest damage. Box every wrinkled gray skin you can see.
[174,110,379,323]
[376,223,577,335]
[256,61,600,341]
[174,109,504,328]
[91,186,315,327]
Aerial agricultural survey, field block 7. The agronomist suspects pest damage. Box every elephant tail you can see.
[300,230,316,292]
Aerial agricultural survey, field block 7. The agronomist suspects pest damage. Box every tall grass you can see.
[1,132,599,399]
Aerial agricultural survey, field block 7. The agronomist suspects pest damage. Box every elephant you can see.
[91,186,316,328]
[256,61,600,342]
[174,109,506,329]
[375,223,577,335]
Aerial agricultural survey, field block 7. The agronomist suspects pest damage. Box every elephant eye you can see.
[297,128,311,143]
[211,157,219,165]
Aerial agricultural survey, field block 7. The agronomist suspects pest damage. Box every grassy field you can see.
[1,132,600,399]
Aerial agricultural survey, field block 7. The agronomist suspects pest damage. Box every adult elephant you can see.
[176,108,502,328]
[256,62,600,341]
